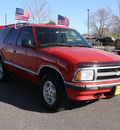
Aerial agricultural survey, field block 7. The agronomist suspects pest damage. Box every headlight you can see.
[73,69,94,81]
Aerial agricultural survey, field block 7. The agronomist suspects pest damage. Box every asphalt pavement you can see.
[0,75,120,130]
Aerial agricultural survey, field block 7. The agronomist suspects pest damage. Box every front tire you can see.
[40,72,69,112]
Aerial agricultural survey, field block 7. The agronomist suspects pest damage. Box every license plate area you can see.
[115,86,120,95]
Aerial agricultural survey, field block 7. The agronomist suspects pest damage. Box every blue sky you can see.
[0,0,118,34]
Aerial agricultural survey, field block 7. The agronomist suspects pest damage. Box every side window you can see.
[5,28,19,45]
[17,27,34,46]
[0,27,10,42]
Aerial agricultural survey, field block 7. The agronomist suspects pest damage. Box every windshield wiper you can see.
[39,43,72,47]
[38,43,91,48]
[52,43,72,47]
[74,44,92,48]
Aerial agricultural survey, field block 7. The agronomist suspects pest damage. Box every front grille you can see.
[95,66,120,81]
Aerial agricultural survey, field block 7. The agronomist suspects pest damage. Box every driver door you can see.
[12,27,38,76]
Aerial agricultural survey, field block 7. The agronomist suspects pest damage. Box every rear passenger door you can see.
[2,28,19,64]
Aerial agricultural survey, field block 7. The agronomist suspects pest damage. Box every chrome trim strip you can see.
[4,61,65,80]
[13,64,37,76]
[4,61,12,66]
[97,72,118,76]
[4,61,38,76]
[39,65,65,81]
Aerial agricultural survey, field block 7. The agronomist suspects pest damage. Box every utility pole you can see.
[118,0,120,19]
[5,13,7,25]
[119,0,120,37]
[87,9,90,36]
[49,5,50,22]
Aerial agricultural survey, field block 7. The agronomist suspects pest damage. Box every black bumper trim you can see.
[65,82,120,91]
[64,82,86,90]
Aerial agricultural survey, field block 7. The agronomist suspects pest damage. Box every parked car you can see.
[115,39,120,55]
[96,37,114,46]
[0,23,120,112]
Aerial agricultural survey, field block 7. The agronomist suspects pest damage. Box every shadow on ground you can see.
[0,75,99,113]
[68,100,99,110]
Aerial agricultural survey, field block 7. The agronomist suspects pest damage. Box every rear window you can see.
[0,28,10,42]
[5,28,19,45]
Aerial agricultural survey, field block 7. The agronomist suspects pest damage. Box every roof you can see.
[4,23,74,30]
[0,26,5,30]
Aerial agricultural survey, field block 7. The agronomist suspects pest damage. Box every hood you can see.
[51,47,120,63]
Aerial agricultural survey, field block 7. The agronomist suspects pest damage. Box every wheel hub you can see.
[43,81,56,105]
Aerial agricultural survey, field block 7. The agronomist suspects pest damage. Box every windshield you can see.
[35,27,92,48]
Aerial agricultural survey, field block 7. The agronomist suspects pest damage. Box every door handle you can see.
[13,49,16,53]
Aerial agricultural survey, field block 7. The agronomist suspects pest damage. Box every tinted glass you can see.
[35,27,49,47]
[5,28,19,45]
[0,27,10,42]
[17,27,34,46]
[35,27,91,48]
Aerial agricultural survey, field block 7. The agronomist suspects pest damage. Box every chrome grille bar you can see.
[95,66,120,82]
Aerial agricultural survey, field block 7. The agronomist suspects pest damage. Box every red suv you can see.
[0,23,120,112]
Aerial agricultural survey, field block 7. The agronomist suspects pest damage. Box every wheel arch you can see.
[39,65,65,83]
[39,66,69,112]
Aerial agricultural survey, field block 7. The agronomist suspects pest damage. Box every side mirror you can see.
[21,39,35,48]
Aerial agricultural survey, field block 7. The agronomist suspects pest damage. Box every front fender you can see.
[39,61,76,82]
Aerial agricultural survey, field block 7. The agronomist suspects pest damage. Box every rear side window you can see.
[5,28,19,45]
[0,28,10,42]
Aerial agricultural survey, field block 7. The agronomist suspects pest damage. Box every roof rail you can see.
[5,22,29,27]
[5,22,48,28]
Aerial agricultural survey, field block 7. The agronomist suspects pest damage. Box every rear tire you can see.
[40,72,69,112]
[0,59,10,82]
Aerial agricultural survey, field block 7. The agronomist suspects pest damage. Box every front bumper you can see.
[65,82,120,101]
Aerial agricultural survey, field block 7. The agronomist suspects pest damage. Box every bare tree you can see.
[90,8,112,38]
[46,20,56,25]
[109,0,120,37]
[23,0,50,24]
[110,20,120,36]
